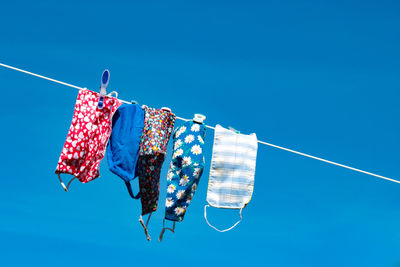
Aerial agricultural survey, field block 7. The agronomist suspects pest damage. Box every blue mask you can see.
[106,103,144,198]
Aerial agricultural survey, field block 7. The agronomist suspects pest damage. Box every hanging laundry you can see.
[204,124,258,232]
[106,103,144,198]
[159,115,207,241]
[136,105,176,240]
[55,89,122,191]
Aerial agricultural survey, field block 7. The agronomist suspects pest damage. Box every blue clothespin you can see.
[98,69,110,109]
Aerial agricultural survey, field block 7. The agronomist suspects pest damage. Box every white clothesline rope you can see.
[1,62,398,185]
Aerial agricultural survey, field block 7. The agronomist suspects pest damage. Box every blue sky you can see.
[1,0,400,266]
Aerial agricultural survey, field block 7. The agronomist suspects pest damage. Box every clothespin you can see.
[98,69,110,109]
[161,107,171,112]
[193,114,206,124]
[228,126,240,134]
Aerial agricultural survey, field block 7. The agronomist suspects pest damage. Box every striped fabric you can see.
[206,124,258,209]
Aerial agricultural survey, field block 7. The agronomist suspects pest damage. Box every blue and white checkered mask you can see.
[204,124,258,232]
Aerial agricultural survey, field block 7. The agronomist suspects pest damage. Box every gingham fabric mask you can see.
[204,124,258,232]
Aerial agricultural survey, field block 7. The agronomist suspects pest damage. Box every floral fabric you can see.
[164,121,206,222]
[139,106,176,155]
[137,106,176,215]
[55,89,122,183]
[136,154,165,214]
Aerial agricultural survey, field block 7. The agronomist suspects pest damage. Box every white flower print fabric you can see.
[164,120,206,222]
[55,89,121,190]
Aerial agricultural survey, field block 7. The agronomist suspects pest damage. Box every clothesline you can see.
[1,62,398,185]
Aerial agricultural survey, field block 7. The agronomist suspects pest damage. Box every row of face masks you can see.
[55,89,258,241]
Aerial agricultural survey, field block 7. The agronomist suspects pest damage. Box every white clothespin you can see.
[98,69,110,109]
[193,114,206,124]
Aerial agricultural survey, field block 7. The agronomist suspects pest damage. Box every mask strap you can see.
[204,205,243,232]
[139,213,152,241]
[125,181,140,199]
[158,219,176,242]
[57,174,76,192]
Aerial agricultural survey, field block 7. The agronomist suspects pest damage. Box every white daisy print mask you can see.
[163,121,206,225]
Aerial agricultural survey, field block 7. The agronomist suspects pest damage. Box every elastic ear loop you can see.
[125,181,140,199]
[158,219,176,242]
[139,213,152,241]
[204,205,243,232]
[57,174,76,192]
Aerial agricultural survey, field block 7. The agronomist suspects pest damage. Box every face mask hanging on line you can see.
[136,105,176,241]
[204,125,258,232]
[55,70,121,191]
[159,114,207,242]
[106,102,145,199]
